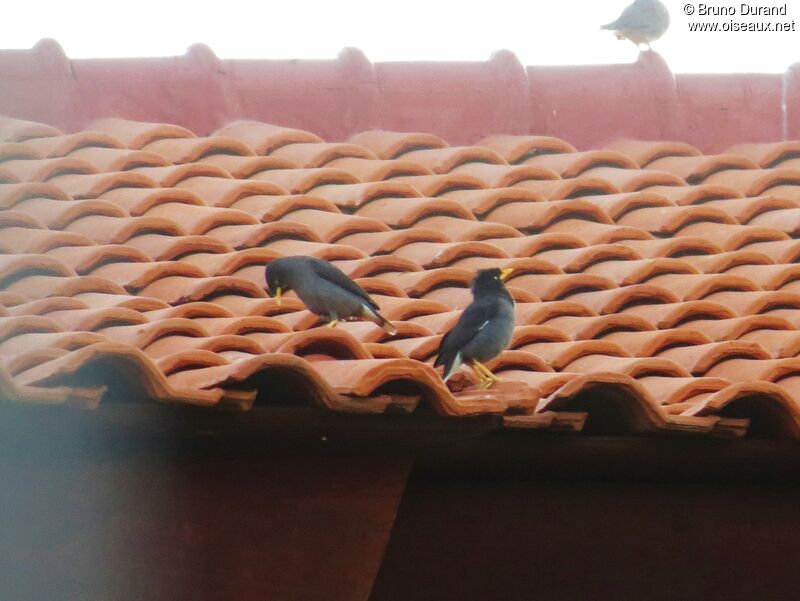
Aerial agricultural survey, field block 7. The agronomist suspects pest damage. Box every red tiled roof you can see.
[4,111,800,440]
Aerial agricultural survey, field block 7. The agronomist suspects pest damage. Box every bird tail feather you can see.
[441,352,462,383]
[361,305,397,336]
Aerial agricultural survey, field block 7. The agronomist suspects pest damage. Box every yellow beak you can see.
[499,268,514,282]
[275,287,282,306]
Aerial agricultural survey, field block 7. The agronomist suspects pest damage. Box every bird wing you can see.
[608,2,651,30]
[310,259,379,310]
[434,299,498,366]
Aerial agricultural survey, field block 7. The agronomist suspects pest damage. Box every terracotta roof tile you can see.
[476,135,577,163]
[142,136,254,163]
[99,187,205,215]
[646,154,759,183]
[67,147,172,171]
[703,167,800,196]
[21,132,125,158]
[347,130,448,159]
[325,157,432,181]
[523,149,638,177]
[725,141,800,168]
[645,183,742,205]
[512,177,618,199]
[605,139,701,166]
[269,142,376,168]
[453,163,559,188]
[49,171,157,199]
[1,157,97,182]
[132,163,231,186]
[0,115,62,142]
[88,118,196,149]
[214,120,323,154]
[0,182,72,208]
[386,173,486,196]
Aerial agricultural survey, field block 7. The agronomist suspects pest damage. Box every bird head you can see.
[471,267,514,296]
[264,259,293,305]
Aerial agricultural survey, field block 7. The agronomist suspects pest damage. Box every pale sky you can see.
[5,0,800,73]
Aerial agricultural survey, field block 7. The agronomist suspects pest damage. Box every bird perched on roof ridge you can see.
[264,256,397,335]
[434,267,515,388]
[602,0,670,50]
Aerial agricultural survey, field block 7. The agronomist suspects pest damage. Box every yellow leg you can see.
[326,319,338,328]
[472,360,501,385]
[468,363,491,388]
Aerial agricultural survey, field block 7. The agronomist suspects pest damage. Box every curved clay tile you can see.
[386,173,486,196]
[725,141,800,168]
[125,233,232,262]
[356,196,474,227]
[452,163,559,188]
[330,256,423,279]
[325,158,433,181]
[280,209,390,242]
[347,130,448,160]
[683,315,795,342]
[524,149,638,177]
[45,306,147,332]
[332,319,427,344]
[510,324,571,348]
[476,135,576,163]
[621,300,736,328]
[604,328,711,357]
[0,116,62,142]
[383,334,442,361]
[703,168,800,196]
[0,331,105,357]
[535,243,641,273]
[0,315,64,343]
[251,168,358,194]
[137,275,266,304]
[398,147,507,174]
[132,163,231,186]
[66,215,183,244]
[705,357,800,384]
[567,283,678,315]
[582,166,687,192]
[637,376,731,406]
[519,339,629,370]
[658,340,771,375]
[513,177,619,200]
[144,301,233,321]
[261,239,366,261]
[273,328,373,361]
[0,166,19,184]
[88,118,196,149]
[309,181,420,210]
[646,154,760,184]
[620,236,721,259]
[89,260,206,291]
[762,184,800,201]
[142,136,254,164]
[740,329,800,359]
[0,142,42,161]
[485,199,613,231]
[440,187,543,218]
[543,313,654,340]
[392,240,507,269]
[704,195,798,224]
[70,292,168,312]
[0,210,45,229]
[747,207,800,235]
[192,315,290,336]
[4,275,127,300]
[68,147,172,171]
[155,348,233,376]
[200,154,297,178]
[175,176,287,207]
[514,300,596,325]
[1,157,98,183]
[448,257,561,277]
[616,205,736,234]
[703,290,800,316]
[178,248,280,277]
[213,295,302,317]
[48,171,157,200]
[269,142,375,168]
[391,268,472,298]
[367,297,450,322]
[412,216,521,242]
[604,140,700,166]
[422,286,535,310]
[563,354,690,378]
[577,191,673,220]
[726,263,800,291]
[676,221,788,250]
[741,239,800,263]
[0,254,76,287]
[0,227,90,254]
[0,292,29,308]
[509,272,616,302]
[583,257,698,286]
[214,120,323,154]
[681,250,774,274]
[487,232,585,257]
[270,309,324,332]
[644,183,742,205]
[0,182,72,208]
[545,219,653,244]
[230,193,340,221]
[99,187,205,215]
[14,197,128,229]
[6,296,86,316]
[203,221,320,250]
[647,273,760,301]
[22,132,125,158]
[144,202,258,234]
[409,309,464,335]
